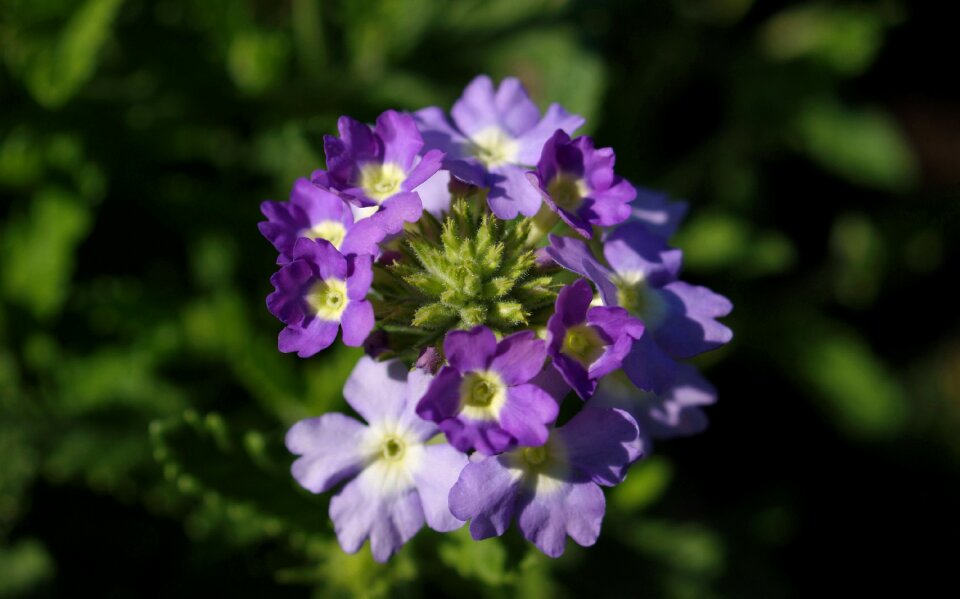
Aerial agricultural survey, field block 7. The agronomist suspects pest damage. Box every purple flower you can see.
[258,178,387,264]
[546,223,732,392]
[416,326,559,455]
[547,280,644,400]
[630,186,688,240]
[590,365,716,444]
[527,130,635,238]
[414,75,584,220]
[267,238,375,357]
[287,357,469,562]
[317,110,445,232]
[448,406,643,558]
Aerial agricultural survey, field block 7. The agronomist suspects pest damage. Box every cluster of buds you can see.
[260,76,732,561]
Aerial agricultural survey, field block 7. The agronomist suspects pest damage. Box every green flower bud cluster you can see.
[372,190,562,362]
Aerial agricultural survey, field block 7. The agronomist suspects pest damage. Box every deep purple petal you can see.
[498,384,558,447]
[290,178,352,226]
[545,234,610,279]
[440,418,515,455]
[278,318,339,358]
[293,237,348,281]
[557,407,643,486]
[401,149,445,191]
[517,480,604,558]
[343,357,411,425]
[340,300,373,347]
[631,187,689,240]
[286,414,368,493]
[554,279,593,328]
[415,367,463,422]
[637,363,715,439]
[490,330,547,386]
[603,222,683,286]
[622,333,679,394]
[413,444,470,532]
[267,260,313,325]
[339,217,386,256]
[346,254,373,300]
[444,326,497,373]
[516,103,586,165]
[373,192,423,234]
[449,455,524,539]
[486,164,543,219]
[375,110,423,171]
[654,282,733,358]
[529,365,571,404]
[549,353,594,401]
[586,306,645,379]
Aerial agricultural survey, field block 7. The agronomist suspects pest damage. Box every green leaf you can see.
[1,187,92,318]
[795,98,917,191]
[2,0,125,108]
[438,527,509,586]
[611,457,674,512]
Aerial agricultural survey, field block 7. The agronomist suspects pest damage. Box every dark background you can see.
[1,0,958,597]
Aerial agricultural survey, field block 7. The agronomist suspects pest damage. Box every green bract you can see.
[372,189,562,361]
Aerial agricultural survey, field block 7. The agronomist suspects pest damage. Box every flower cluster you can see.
[260,76,732,561]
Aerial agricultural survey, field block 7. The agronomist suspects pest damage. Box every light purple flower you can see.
[258,178,387,264]
[414,75,584,219]
[527,130,635,238]
[547,280,645,400]
[546,223,732,392]
[448,406,643,558]
[287,357,469,562]
[266,238,374,357]
[317,109,445,232]
[416,326,559,455]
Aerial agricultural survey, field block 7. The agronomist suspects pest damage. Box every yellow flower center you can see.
[303,220,347,249]
[523,445,548,466]
[470,127,519,168]
[358,162,406,203]
[380,435,406,461]
[562,323,606,367]
[305,278,349,320]
[459,370,507,421]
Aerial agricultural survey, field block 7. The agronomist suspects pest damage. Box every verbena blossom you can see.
[448,406,643,557]
[527,130,636,238]
[267,238,374,357]
[287,357,468,562]
[260,74,733,561]
[416,326,558,455]
[415,75,584,220]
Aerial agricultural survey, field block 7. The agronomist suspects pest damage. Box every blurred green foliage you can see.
[1,0,957,597]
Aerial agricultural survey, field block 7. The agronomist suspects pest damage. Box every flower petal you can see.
[499,384,558,447]
[286,413,369,493]
[557,406,643,486]
[654,281,733,358]
[444,326,497,373]
[375,110,423,171]
[340,300,373,347]
[517,480,605,558]
[449,455,524,539]
[343,357,412,425]
[490,330,547,386]
[413,444,470,532]
[278,318,339,358]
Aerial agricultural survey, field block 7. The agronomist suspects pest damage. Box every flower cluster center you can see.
[306,279,349,321]
[359,162,405,203]
[459,370,507,420]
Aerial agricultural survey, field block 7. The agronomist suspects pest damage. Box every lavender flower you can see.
[547,280,645,400]
[547,223,732,392]
[258,178,387,263]
[527,130,635,238]
[317,109,445,232]
[415,75,584,220]
[287,357,469,562]
[416,326,559,455]
[267,238,374,357]
[448,406,643,558]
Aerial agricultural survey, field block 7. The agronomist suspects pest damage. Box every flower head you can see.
[267,238,375,357]
[448,406,643,557]
[547,279,645,400]
[416,326,558,455]
[527,130,636,238]
[415,76,584,219]
[286,357,469,562]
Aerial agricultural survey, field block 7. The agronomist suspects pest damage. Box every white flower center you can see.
[305,278,349,321]
[458,370,507,421]
[613,270,667,328]
[361,422,425,497]
[302,220,347,249]
[469,127,519,168]
[358,162,406,203]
